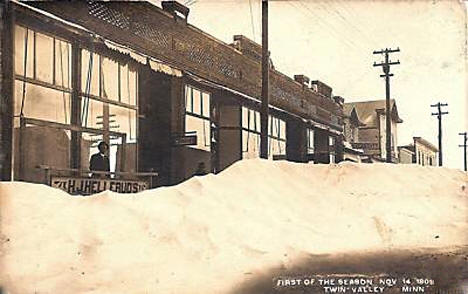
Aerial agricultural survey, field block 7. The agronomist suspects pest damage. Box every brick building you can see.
[0,1,344,187]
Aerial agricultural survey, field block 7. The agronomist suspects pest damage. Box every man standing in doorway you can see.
[90,141,110,175]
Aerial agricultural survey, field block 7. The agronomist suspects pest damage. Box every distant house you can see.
[344,99,403,163]
[342,103,366,162]
[398,137,438,166]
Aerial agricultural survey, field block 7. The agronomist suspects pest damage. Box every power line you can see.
[313,0,380,49]
[287,1,361,53]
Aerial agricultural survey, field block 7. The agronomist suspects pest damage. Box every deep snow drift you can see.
[1,160,467,293]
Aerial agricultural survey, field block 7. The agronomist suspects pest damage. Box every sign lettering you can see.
[51,176,149,195]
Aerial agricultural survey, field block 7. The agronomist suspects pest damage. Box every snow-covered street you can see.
[1,160,467,293]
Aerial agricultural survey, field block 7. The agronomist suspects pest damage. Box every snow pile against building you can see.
[1,160,467,294]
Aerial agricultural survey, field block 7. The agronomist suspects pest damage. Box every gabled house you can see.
[344,99,403,163]
[342,103,366,162]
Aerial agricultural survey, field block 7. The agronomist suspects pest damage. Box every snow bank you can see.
[1,160,467,293]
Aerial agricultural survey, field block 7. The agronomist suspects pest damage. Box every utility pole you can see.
[431,102,448,166]
[260,0,269,159]
[459,132,467,171]
[373,48,400,163]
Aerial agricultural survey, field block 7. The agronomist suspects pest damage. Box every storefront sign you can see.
[351,142,379,151]
[50,176,149,195]
[172,134,197,146]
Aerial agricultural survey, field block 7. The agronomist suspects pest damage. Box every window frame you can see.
[184,84,211,150]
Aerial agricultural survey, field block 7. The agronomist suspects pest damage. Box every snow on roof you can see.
[1,159,466,293]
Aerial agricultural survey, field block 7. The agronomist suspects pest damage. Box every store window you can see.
[14,25,72,124]
[81,49,138,173]
[185,85,211,151]
[13,25,73,181]
[241,106,260,159]
[241,107,286,159]
[268,115,286,158]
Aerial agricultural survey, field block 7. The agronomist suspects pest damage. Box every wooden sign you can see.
[50,176,149,195]
[172,134,197,146]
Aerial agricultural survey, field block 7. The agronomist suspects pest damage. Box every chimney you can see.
[311,80,332,98]
[162,1,190,21]
[333,96,344,108]
[294,75,310,88]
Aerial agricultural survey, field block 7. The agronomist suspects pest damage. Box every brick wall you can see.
[29,1,342,130]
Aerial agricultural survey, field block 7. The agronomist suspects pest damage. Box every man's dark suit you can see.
[89,153,110,172]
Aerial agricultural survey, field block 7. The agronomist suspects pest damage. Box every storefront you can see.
[0,0,344,188]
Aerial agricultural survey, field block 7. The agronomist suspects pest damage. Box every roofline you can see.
[413,137,438,152]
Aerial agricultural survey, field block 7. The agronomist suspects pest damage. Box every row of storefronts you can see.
[0,1,344,188]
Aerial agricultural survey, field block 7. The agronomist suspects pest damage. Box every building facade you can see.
[343,99,403,163]
[399,137,438,166]
[0,1,344,186]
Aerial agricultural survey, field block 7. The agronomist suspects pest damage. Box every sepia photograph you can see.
[0,0,467,293]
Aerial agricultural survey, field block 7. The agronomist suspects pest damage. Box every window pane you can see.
[193,88,201,115]
[55,39,71,88]
[120,64,129,104]
[242,107,248,129]
[101,56,119,101]
[81,50,100,96]
[242,130,249,152]
[81,97,103,129]
[35,32,54,84]
[202,92,210,118]
[185,86,192,112]
[14,81,70,124]
[255,111,260,132]
[242,130,260,159]
[185,115,210,151]
[14,123,71,183]
[129,70,137,106]
[307,129,314,152]
[109,104,137,143]
[280,120,286,140]
[14,26,34,78]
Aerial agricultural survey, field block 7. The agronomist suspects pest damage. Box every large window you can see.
[268,115,286,158]
[13,25,73,182]
[241,107,286,159]
[81,49,138,172]
[185,85,211,151]
[14,25,71,124]
[13,25,139,181]
[242,106,261,159]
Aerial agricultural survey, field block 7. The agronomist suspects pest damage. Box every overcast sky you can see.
[152,0,467,169]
